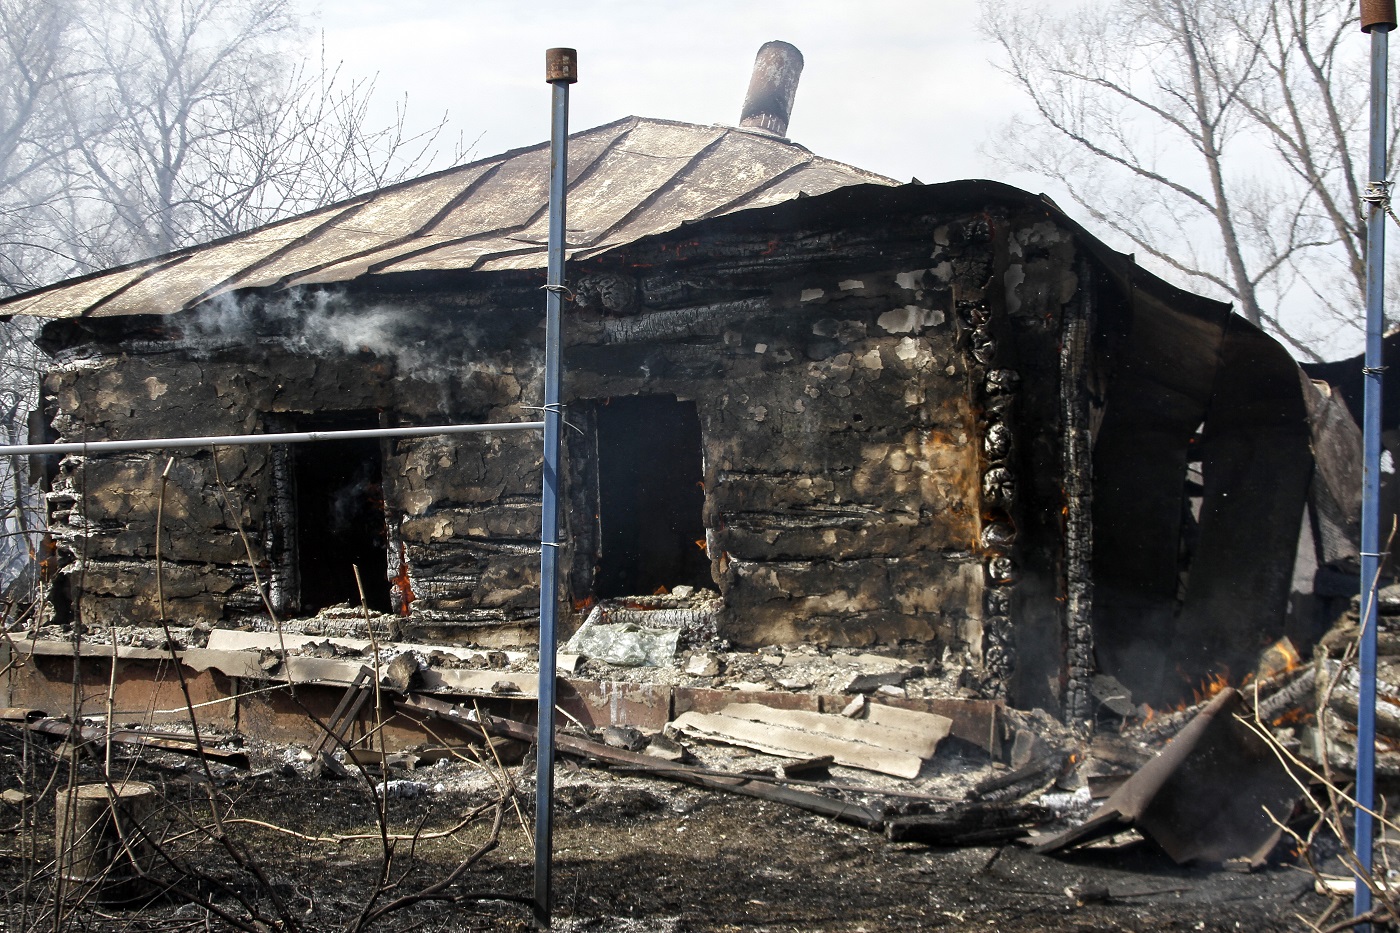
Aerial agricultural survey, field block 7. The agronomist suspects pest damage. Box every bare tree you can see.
[0,0,457,592]
[0,1,86,293]
[981,0,1389,359]
[65,0,452,264]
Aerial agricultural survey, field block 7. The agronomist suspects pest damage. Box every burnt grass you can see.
[0,727,1330,932]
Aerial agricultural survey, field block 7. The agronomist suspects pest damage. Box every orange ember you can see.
[390,542,415,618]
[1270,707,1313,727]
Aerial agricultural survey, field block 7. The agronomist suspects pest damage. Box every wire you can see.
[1363,180,1400,229]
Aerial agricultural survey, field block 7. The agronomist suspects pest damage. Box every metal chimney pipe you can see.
[739,41,803,137]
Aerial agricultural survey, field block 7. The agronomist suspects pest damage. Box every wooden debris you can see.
[886,802,1053,846]
[972,752,1066,803]
[780,755,834,781]
[312,666,375,755]
[22,718,250,769]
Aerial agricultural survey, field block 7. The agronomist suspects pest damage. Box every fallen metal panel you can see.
[721,702,951,758]
[1035,688,1296,865]
[671,708,924,778]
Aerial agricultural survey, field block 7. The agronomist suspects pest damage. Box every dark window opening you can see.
[594,395,710,598]
[291,412,391,613]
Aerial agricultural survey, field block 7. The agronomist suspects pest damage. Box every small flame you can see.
[1270,707,1312,727]
[1192,670,1231,705]
[390,542,415,618]
[1257,637,1304,681]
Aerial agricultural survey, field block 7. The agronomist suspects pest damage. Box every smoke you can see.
[178,290,486,380]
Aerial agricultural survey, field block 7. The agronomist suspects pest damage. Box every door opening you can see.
[594,395,710,598]
[291,412,391,613]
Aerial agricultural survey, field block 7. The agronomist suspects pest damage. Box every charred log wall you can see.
[34,204,1091,694]
[568,206,1085,691]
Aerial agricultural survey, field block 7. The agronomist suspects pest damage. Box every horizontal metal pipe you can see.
[0,421,544,457]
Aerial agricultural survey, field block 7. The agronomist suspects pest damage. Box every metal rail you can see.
[534,45,576,930]
[1356,3,1395,927]
[0,421,544,457]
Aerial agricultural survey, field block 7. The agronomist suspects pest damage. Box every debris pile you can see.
[1312,584,1400,775]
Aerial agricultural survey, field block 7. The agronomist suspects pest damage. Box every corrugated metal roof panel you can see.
[0,265,157,320]
[211,161,500,295]
[0,117,896,319]
[89,210,354,317]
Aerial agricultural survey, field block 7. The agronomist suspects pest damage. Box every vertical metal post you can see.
[533,46,575,930]
[1356,2,1393,926]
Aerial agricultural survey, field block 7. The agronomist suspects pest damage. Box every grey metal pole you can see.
[534,46,575,929]
[1356,2,1395,927]
[0,421,543,457]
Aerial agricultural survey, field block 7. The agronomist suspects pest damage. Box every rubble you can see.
[565,605,682,667]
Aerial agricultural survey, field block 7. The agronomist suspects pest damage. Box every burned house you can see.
[0,60,1359,720]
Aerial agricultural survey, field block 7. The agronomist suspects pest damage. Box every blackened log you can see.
[970,753,1066,802]
[885,802,1054,845]
[22,719,249,769]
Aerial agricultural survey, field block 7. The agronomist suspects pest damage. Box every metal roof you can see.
[0,117,895,320]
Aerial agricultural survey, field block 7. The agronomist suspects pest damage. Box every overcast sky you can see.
[299,1,1045,194]
[293,2,1366,359]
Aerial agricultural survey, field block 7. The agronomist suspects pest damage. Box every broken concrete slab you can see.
[684,652,722,677]
[603,725,648,752]
[381,652,420,693]
[643,733,687,762]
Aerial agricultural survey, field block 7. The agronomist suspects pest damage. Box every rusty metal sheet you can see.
[1,117,893,318]
[1034,688,1297,866]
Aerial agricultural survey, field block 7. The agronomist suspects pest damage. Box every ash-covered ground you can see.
[0,719,1335,932]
